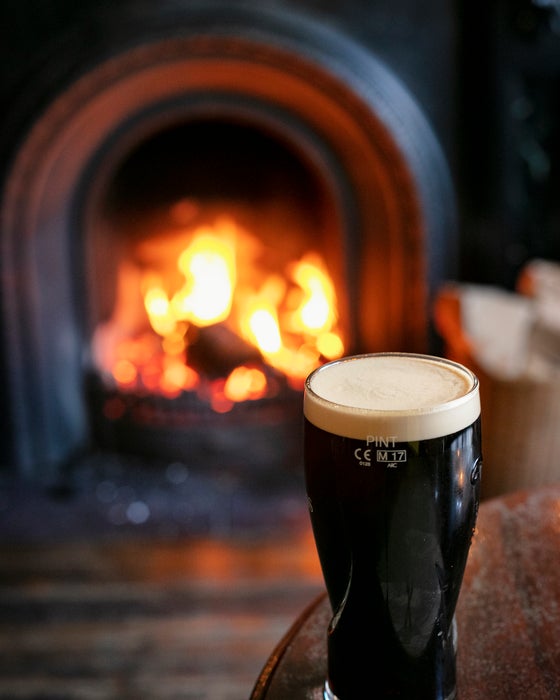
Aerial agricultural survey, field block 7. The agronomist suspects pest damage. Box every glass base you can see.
[325,681,457,700]
[323,617,459,699]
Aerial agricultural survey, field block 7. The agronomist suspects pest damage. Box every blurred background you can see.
[1,1,559,698]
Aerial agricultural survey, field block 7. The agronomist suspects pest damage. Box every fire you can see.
[289,255,337,332]
[93,217,345,408]
[247,306,282,354]
[224,366,268,402]
[172,232,235,326]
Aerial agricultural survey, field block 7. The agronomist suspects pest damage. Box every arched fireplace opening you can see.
[0,3,456,478]
[84,115,352,469]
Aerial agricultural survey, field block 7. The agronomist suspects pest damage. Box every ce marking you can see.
[354,447,372,466]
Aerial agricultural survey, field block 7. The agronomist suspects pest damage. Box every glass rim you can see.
[304,352,480,441]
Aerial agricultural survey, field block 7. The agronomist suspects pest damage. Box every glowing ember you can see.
[224,366,268,402]
[93,217,345,409]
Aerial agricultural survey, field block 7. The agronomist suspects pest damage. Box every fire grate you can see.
[86,371,304,474]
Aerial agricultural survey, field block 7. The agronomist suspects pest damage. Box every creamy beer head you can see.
[304,353,480,442]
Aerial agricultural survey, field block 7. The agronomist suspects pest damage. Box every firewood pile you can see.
[435,259,560,499]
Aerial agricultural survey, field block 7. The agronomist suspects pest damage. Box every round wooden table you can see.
[251,486,560,699]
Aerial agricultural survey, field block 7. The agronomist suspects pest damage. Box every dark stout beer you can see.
[304,354,481,700]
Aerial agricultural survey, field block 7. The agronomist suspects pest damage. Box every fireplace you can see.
[0,2,457,478]
[86,116,352,470]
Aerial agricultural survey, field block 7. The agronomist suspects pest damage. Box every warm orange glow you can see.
[144,286,176,336]
[93,217,346,406]
[317,331,345,360]
[113,359,138,387]
[289,255,338,333]
[224,366,268,402]
[161,358,199,397]
[171,232,235,327]
[245,304,282,354]
[161,330,187,356]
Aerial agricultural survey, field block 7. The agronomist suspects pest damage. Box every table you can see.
[251,486,560,699]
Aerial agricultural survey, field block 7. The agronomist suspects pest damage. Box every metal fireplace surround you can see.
[0,0,458,477]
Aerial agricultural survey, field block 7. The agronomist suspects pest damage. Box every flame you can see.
[94,217,345,407]
[289,255,338,333]
[243,302,282,355]
[171,232,235,326]
[144,285,176,336]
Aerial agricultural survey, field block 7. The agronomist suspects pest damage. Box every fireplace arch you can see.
[0,3,456,474]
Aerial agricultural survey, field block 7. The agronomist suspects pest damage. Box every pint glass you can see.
[304,353,482,700]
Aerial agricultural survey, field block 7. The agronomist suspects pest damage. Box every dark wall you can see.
[3,0,560,286]
[457,0,560,286]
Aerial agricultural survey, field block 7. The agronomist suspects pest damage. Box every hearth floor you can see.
[0,453,324,700]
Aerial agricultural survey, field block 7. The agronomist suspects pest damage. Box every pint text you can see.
[366,435,397,447]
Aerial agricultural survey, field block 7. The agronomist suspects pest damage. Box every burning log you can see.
[187,323,263,378]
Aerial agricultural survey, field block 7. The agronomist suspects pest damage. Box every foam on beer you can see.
[305,353,480,441]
